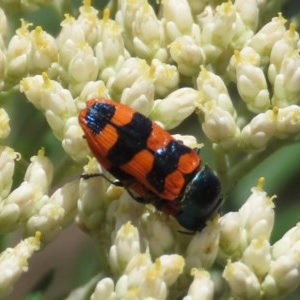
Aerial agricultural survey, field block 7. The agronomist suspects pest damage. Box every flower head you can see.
[1,1,300,299]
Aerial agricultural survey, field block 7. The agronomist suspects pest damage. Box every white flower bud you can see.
[151,59,179,98]
[238,178,275,241]
[0,231,41,299]
[6,20,32,78]
[170,35,205,76]
[218,212,247,263]
[239,109,277,151]
[201,2,236,61]
[26,180,79,242]
[250,14,287,62]
[76,1,101,47]
[201,101,240,150]
[96,9,128,82]
[29,26,58,72]
[223,261,262,299]
[242,237,271,279]
[272,52,300,107]
[62,116,89,162]
[197,67,236,117]
[228,47,261,82]
[115,253,168,299]
[0,203,20,233]
[156,254,185,286]
[150,87,197,129]
[268,23,299,85]
[0,108,10,139]
[236,61,271,113]
[0,8,7,47]
[57,15,86,69]
[118,252,183,298]
[186,218,220,270]
[132,3,167,61]
[120,75,155,116]
[115,0,143,41]
[163,0,194,40]
[44,109,65,139]
[20,74,44,110]
[21,73,77,139]
[24,148,53,194]
[6,20,55,76]
[0,49,5,91]
[124,252,152,275]
[77,80,109,107]
[77,158,108,233]
[68,43,99,96]
[262,255,300,297]
[275,105,300,138]
[184,269,214,300]
[146,214,175,257]
[231,6,256,50]
[234,0,258,32]
[0,146,16,201]
[117,272,166,300]
[272,223,300,259]
[91,278,116,300]
[2,181,44,228]
[109,222,141,275]
[107,57,150,99]
[106,191,145,232]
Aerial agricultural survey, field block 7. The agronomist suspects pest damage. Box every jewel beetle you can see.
[78,98,222,231]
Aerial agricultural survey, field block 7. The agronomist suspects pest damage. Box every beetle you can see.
[78,98,222,231]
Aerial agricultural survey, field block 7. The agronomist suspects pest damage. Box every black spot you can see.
[147,140,191,192]
[107,112,153,166]
[85,102,115,135]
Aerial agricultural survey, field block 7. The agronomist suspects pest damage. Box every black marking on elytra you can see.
[85,102,116,135]
[85,101,196,195]
[146,140,192,192]
[107,112,153,166]
[108,165,135,182]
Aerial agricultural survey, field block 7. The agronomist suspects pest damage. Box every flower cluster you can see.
[0,0,300,299]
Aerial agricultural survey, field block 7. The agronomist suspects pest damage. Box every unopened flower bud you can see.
[109,222,141,275]
[151,59,179,97]
[262,255,300,297]
[272,52,300,107]
[91,277,115,300]
[120,74,155,115]
[184,269,214,300]
[201,101,240,150]
[186,217,220,269]
[150,87,197,129]
[238,178,275,241]
[240,109,277,151]
[268,23,299,84]
[242,237,271,279]
[0,231,41,298]
[0,109,10,139]
[223,261,262,299]
[0,146,18,200]
[250,14,287,62]
[163,0,194,41]
[24,148,53,194]
[132,3,167,61]
[169,35,205,76]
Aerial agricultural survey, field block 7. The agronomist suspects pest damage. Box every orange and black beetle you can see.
[79,98,222,231]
